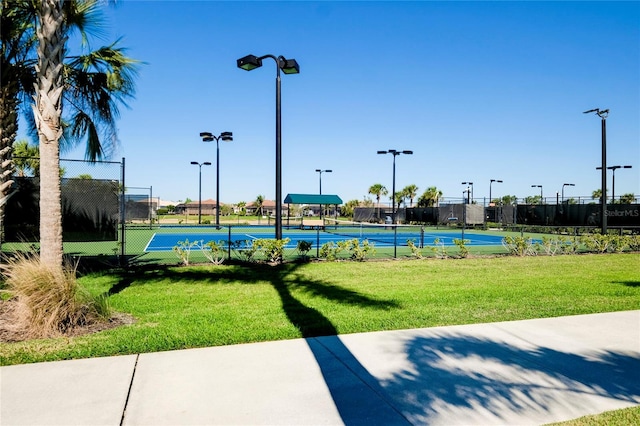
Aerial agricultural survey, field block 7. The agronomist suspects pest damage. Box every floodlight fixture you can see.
[200,132,233,227]
[377,149,413,257]
[237,53,300,240]
[584,107,609,232]
[191,161,212,224]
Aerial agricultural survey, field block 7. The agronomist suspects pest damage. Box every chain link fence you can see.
[2,158,639,266]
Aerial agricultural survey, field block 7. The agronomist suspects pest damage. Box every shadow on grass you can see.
[104,261,405,423]
[100,262,640,424]
[614,281,640,287]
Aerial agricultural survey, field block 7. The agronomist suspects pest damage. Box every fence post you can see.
[119,157,126,266]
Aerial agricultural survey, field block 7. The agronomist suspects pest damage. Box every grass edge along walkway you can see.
[1,253,639,366]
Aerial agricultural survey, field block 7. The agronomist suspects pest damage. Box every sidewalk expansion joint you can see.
[120,353,140,426]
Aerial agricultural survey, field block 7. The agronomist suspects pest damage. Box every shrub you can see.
[502,236,537,256]
[407,239,423,259]
[319,241,338,261]
[296,240,313,259]
[253,238,291,263]
[173,239,199,265]
[0,254,110,338]
[453,238,470,258]
[200,240,226,264]
[430,238,448,259]
[230,240,258,262]
[581,233,612,253]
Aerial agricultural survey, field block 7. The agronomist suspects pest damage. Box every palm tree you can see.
[402,184,418,207]
[592,189,607,204]
[0,1,38,240]
[236,201,247,216]
[254,195,265,217]
[619,193,636,204]
[417,186,443,207]
[368,183,388,219]
[28,0,139,268]
[12,140,39,177]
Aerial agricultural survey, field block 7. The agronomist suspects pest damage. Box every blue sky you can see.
[49,1,640,205]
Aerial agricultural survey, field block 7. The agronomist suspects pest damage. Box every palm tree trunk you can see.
[0,82,19,244]
[34,0,65,268]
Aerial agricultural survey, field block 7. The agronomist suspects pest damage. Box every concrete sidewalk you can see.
[1,311,639,425]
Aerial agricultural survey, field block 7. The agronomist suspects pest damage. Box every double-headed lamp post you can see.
[237,53,300,240]
[584,108,609,233]
[461,182,474,204]
[377,150,413,258]
[596,165,632,203]
[315,169,332,219]
[489,179,502,205]
[200,131,233,228]
[190,161,212,224]
[531,185,543,204]
[562,183,575,203]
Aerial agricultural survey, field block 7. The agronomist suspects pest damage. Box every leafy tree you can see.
[417,186,443,207]
[6,0,139,268]
[76,173,92,179]
[402,184,418,207]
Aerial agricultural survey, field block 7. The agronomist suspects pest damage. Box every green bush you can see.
[407,239,423,259]
[453,238,470,258]
[253,238,291,263]
[201,240,227,264]
[296,240,313,259]
[172,239,199,265]
[502,236,537,256]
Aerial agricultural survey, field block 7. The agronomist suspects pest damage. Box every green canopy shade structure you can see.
[284,194,343,205]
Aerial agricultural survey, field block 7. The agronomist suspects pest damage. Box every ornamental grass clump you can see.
[0,253,109,339]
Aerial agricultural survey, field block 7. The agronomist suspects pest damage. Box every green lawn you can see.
[1,253,639,365]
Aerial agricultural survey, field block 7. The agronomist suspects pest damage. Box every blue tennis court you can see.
[144,227,507,252]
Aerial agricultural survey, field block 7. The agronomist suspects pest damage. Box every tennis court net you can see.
[323,219,425,247]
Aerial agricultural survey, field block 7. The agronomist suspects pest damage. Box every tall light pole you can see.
[562,183,575,203]
[597,165,632,203]
[200,131,233,228]
[378,149,413,258]
[489,179,502,205]
[238,53,300,240]
[315,169,332,220]
[531,185,543,204]
[584,108,609,233]
[190,161,212,224]
[461,182,473,204]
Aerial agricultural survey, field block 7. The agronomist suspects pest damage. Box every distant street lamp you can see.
[489,179,503,205]
[190,161,212,224]
[200,131,233,228]
[462,182,474,204]
[238,53,300,240]
[378,149,413,258]
[315,169,332,220]
[596,165,632,203]
[562,183,575,203]
[531,185,543,203]
[584,108,609,233]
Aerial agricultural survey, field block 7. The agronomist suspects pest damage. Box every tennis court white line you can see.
[143,232,157,252]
